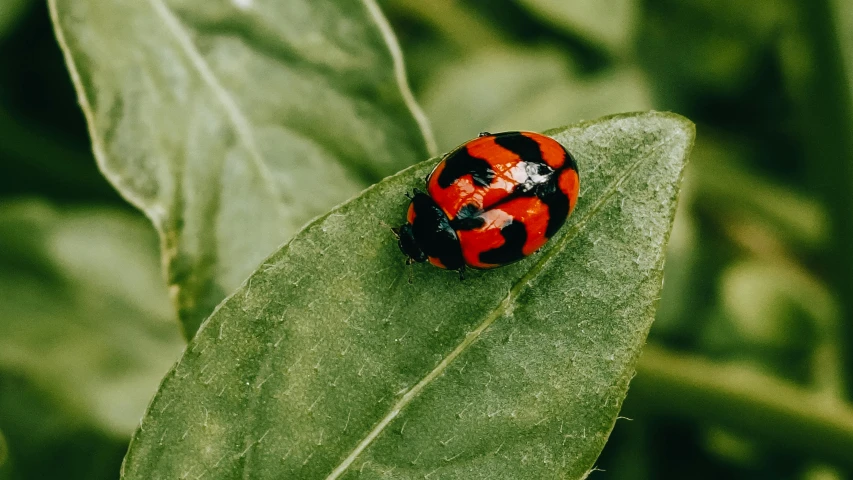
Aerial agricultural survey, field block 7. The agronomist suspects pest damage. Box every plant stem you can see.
[631,346,853,468]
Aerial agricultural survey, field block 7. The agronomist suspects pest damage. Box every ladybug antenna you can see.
[375,217,395,233]
[407,261,415,285]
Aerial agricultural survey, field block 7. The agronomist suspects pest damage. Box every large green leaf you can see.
[121,112,693,479]
[49,0,435,339]
[0,201,184,438]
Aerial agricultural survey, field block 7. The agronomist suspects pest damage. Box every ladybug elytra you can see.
[395,131,580,278]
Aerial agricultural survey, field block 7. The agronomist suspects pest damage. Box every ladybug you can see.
[395,131,579,278]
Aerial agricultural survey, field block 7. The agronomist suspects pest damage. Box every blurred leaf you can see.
[49,0,435,339]
[0,0,32,40]
[121,112,693,479]
[638,0,788,102]
[705,259,826,385]
[0,200,184,437]
[633,346,853,469]
[422,48,652,151]
[717,255,845,396]
[652,176,698,334]
[0,373,128,480]
[720,260,837,350]
[381,0,504,51]
[515,0,638,53]
[691,136,829,251]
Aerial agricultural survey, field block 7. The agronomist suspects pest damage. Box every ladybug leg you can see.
[478,131,491,138]
[457,265,466,281]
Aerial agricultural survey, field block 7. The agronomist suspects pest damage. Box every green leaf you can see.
[0,201,184,437]
[122,112,693,479]
[49,0,435,339]
[514,0,638,53]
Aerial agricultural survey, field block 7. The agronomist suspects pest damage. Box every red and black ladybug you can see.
[395,131,580,278]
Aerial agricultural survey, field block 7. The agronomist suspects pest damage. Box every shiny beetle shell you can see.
[396,131,579,275]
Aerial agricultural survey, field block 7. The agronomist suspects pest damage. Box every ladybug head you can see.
[394,224,427,264]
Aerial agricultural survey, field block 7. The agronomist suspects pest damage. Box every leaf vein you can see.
[146,0,292,214]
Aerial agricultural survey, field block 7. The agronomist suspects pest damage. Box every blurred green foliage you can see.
[2,0,853,479]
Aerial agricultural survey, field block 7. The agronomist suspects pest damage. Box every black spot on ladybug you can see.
[438,149,495,188]
[480,221,527,265]
[565,149,579,173]
[405,192,465,270]
[457,203,480,218]
[450,216,486,231]
[449,204,486,231]
[537,175,570,238]
[493,132,546,166]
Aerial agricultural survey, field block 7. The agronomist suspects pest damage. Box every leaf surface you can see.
[122,112,694,479]
[49,0,434,338]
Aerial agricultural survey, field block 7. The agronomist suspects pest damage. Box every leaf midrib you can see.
[323,133,677,479]
[146,0,292,214]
